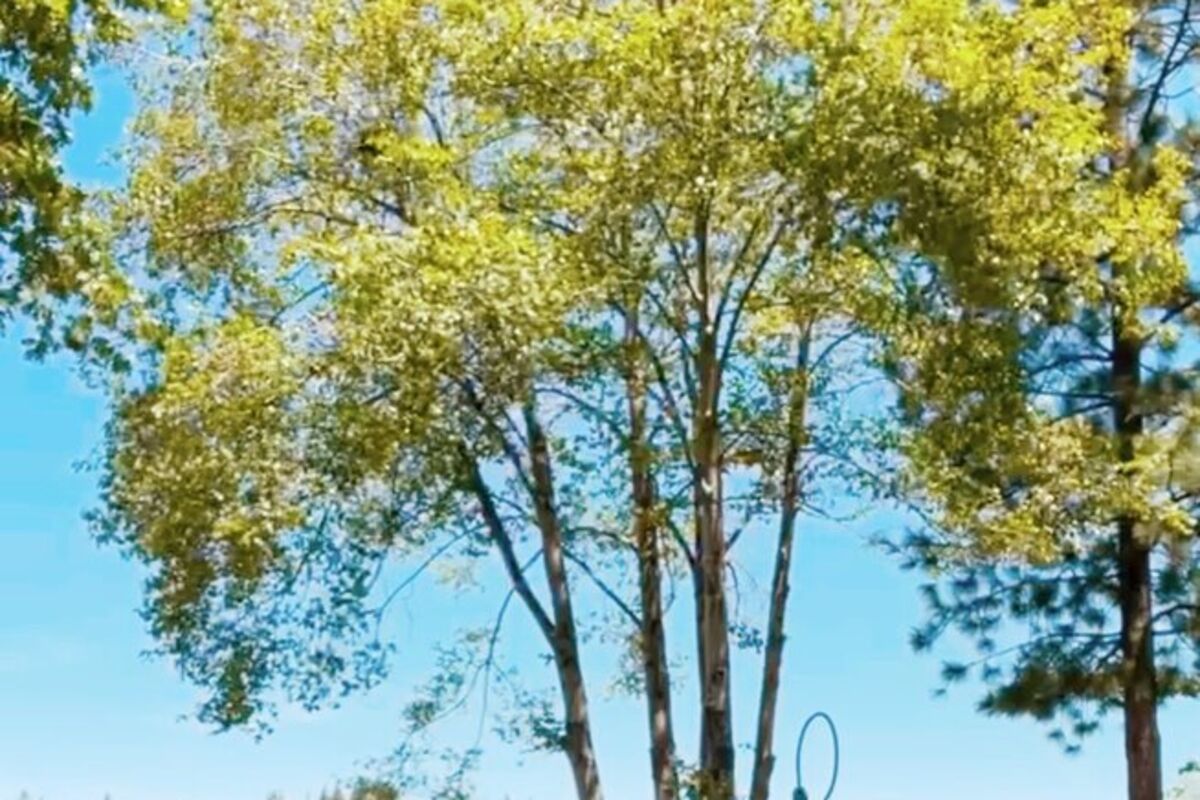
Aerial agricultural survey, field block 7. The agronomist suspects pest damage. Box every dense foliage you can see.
[25,1,1194,799]
[876,3,1200,798]
[0,0,181,342]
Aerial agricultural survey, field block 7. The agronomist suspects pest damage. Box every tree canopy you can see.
[34,1,1195,799]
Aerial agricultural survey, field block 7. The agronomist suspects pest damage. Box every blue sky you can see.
[0,71,1197,800]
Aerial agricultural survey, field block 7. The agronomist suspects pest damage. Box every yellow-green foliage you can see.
[80,0,1156,747]
[1,0,184,338]
[876,0,1200,748]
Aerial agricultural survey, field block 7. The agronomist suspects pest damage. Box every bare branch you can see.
[563,547,642,629]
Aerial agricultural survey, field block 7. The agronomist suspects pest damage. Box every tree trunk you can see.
[1092,48,1166,800]
[687,205,735,799]
[694,325,735,798]
[625,308,680,800]
[1113,329,1163,800]
[1104,42,1162,794]
[1119,523,1162,800]
[525,403,605,800]
[749,333,811,800]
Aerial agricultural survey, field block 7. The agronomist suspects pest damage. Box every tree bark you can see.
[524,403,606,800]
[694,275,735,798]
[625,307,680,800]
[749,333,811,800]
[1118,519,1162,800]
[464,442,603,800]
[1113,328,1163,800]
[1104,51,1163,800]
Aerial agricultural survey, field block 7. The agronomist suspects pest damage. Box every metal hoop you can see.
[794,711,839,800]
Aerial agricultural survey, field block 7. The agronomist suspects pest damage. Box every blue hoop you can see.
[793,711,839,800]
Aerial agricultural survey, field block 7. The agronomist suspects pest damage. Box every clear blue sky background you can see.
[0,71,1197,800]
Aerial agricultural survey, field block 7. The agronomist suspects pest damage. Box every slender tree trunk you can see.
[1113,329,1163,800]
[625,307,680,800]
[1104,51,1162,800]
[694,310,735,798]
[695,420,733,799]
[1118,519,1162,800]
[464,441,603,800]
[691,557,708,770]
[525,403,605,800]
[749,333,811,800]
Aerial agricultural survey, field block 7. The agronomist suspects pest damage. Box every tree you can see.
[260,781,402,800]
[876,3,1200,800]
[0,0,181,343]
[319,780,402,800]
[73,1,1123,799]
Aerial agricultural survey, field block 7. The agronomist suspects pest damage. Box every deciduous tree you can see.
[73,1,1133,798]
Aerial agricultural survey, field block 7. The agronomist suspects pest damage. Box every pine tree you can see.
[878,4,1200,799]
